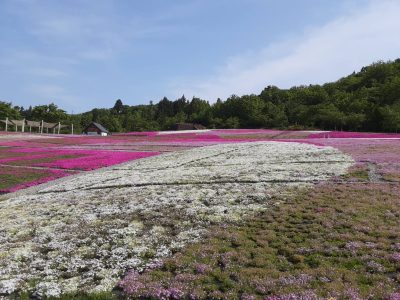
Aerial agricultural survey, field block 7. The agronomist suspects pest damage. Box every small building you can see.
[83,122,109,136]
[172,123,206,131]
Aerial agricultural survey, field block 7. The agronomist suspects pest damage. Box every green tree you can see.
[0,102,21,120]
[380,104,400,132]
[31,103,67,123]
[225,117,240,128]
[112,99,124,114]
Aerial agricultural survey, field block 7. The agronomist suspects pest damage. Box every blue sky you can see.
[1,0,399,113]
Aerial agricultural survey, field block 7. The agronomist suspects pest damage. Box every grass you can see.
[118,181,400,299]
[7,154,83,166]
[343,165,370,181]
[0,166,54,190]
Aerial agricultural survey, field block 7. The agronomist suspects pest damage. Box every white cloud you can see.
[173,0,400,101]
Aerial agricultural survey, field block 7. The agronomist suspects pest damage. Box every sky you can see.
[1,0,400,113]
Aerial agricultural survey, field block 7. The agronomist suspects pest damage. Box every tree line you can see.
[1,59,400,133]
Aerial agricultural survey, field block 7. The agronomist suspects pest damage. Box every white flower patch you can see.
[0,142,353,296]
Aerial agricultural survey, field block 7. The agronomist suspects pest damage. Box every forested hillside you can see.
[2,59,400,133]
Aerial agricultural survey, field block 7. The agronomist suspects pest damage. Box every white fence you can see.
[0,118,74,134]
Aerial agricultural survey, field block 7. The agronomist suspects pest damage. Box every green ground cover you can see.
[0,166,53,191]
[7,154,82,166]
[117,174,400,299]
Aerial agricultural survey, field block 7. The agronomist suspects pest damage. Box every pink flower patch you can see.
[35,150,159,171]
[391,252,400,262]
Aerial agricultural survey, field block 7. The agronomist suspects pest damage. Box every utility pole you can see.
[5,117,8,132]
[71,124,74,135]
[41,120,44,134]
[22,119,25,133]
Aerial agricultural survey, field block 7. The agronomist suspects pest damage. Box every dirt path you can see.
[367,162,385,183]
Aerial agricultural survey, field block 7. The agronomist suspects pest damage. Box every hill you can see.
[2,59,400,133]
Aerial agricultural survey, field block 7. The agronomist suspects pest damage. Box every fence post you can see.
[5,117,8,132]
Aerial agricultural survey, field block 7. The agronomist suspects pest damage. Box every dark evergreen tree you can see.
[112,99,124,114]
